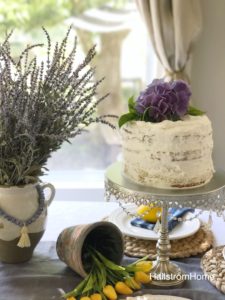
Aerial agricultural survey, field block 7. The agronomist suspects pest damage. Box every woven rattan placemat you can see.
[124,226,213,259]
[201,246,225,294]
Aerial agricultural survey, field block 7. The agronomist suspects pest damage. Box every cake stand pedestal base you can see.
[150,261,184,287]
[149,202,185,287]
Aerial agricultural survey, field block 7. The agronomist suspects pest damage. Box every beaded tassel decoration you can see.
[0,185,45,248]
[17,225,31,248]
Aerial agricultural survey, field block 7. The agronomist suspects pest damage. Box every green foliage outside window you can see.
[0,0,71,31]
[0,0,128,32]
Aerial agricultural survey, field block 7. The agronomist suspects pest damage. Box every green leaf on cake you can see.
[188,106,205,116]
[118,95,139,127]
[118,112,138,128]
[142,107,152,121]
[128,95,136,113]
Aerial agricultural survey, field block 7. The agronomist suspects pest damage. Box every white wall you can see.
[191,0,225,170]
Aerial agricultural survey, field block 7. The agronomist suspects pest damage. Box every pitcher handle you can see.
[40,183,56,206]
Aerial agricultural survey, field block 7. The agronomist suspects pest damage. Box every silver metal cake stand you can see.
[105,162,225,287]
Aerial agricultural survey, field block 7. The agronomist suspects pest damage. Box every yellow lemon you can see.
[137,205,162,223]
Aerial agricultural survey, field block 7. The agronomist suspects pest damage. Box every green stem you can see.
[63,269,92,298]
[126,255,150,267]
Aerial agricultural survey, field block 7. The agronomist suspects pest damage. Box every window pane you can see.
[0,1,154,188]
[47,1,150,176]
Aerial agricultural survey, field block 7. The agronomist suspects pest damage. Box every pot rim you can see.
[80,221,124,275]
[57,221,124,278]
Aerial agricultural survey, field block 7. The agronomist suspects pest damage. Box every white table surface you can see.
[42,201,225,246]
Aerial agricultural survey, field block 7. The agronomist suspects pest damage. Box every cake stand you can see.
[105,162,225,287]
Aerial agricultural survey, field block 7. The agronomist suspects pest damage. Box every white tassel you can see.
[17,225,31,248]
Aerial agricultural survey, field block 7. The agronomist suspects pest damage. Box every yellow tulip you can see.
[80,297,91,300]
[135,261,153,273]
[115,282,133,295]
[125,277,141,290]
[90,293,102,300]
[134,271,151,284]
[103,285,117,300]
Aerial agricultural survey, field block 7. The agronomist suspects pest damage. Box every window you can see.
[0,1,157,199]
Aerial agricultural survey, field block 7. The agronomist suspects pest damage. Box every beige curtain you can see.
[136,0,202,82]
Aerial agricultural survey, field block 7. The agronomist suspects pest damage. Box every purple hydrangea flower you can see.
[135,79,191,122]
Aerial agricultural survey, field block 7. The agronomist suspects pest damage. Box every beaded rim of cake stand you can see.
[116,201,206,223]
[105,163,225,223]
[105,181,225,221]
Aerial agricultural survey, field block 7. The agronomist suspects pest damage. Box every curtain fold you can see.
[136,0,202,82]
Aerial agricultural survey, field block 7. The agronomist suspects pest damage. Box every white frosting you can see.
[120,115,214,189]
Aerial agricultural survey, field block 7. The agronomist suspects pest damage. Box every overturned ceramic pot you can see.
[0,183,55,263]
[56,221,124,277]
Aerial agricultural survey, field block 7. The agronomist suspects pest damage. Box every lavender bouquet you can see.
[119,79,204,127]
[0,27,115,186]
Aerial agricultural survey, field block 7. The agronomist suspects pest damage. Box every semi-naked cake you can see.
[120,115,214,189]
[119,79,214,189]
